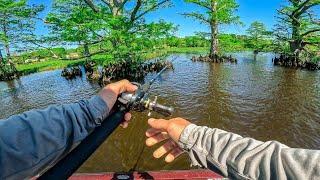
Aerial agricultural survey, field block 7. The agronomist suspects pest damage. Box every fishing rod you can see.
[38,58,176,180]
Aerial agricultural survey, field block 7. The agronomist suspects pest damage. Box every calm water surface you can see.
[0,53,319,172]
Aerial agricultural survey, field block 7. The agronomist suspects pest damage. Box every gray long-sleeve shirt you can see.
[178,124,320,180]
[0,96,109,180]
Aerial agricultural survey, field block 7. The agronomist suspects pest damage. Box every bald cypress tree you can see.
[275,0,320,60]
[0,0,44,59]
[0,0,43,80]
[183,0,240,61]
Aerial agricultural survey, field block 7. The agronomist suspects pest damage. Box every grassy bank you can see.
[16,47,209,75]
[16,59,86,75]
[167,47,208,54]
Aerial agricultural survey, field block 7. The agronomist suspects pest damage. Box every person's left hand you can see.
[99,79,138,128]
[145,118,191,163]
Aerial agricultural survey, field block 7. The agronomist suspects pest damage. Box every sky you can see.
[29,0,286,37]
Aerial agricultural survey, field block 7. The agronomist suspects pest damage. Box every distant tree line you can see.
[0,0,319,80]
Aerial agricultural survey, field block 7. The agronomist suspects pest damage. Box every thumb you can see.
[148,118,169,131]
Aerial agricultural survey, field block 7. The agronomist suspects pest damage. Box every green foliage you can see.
[219,34,248,52]
[275,0,320,56]
[311,56,320,63]
[184,36,209,47]
[46,0,106,44]
[16,59,85,75]
[0,0,44,56]
[0,61,17,80]
[13,48,67,64]
[246,21,272,53]
[46,0,176,63]
[183,0,241,56]
[184,0,240,25]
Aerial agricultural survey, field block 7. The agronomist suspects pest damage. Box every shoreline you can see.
[16,47,209,76]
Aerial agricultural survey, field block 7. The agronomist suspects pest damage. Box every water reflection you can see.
[0,53,319,173]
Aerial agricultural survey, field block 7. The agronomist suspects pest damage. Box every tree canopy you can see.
[0,0,44,58]
[246,21,272,55]
[275,0,320,57]
[45,0,176,62]
[183,0,240,59]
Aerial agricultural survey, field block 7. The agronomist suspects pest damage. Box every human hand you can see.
[145,117,191,163]
[99,79,138,128]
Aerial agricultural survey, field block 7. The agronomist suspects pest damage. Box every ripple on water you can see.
[0,53,319,172]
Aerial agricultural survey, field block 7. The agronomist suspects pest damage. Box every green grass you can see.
[16,59,86,75]
[166,47,208,54]
[15,47,210,75]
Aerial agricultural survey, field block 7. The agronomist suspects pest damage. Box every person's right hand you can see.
[145,118,191,163]
[99,79,137,128]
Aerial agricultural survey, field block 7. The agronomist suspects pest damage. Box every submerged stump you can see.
[84,60,173,87]
[61,66,83,80]
[60,59,174,86]
[0,61,19,81]
[272,54,320,71]
[191,55,237,63]
[98,59,174,87]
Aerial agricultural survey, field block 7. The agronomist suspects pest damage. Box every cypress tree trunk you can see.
[290,23,302,57]
[289,0,302,58]
[5,44,11,59]
[209,1,219,61]
[253,50,259,60]
[3,23,11,59]
[83,43,91,61]
[0,49,3,63]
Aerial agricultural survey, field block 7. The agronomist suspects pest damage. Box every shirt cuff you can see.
[87,95,109,124]
[178,124,199,151]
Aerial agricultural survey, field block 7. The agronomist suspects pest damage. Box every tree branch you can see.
[277,9,300,24]
[186,0,211,11]
[132,0,169,22]
[308,12,320,25]
[301,28,320,37]
[118,0,129,14]
[295,2,319,17]
[130,0,142,22]
[181,12,210,24]
[83,0,100,12]
[292,0,312,16]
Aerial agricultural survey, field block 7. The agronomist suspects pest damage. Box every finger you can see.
[121,122,128,128]
[148,118,169,131]
[146,128,162,137]
[153,140,177,159]
[165,147,184,163]
[124,113,131,122]
[118,80,138,94]
[145,132,169,147]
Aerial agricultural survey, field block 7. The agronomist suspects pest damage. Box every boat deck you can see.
[71,169,224,180]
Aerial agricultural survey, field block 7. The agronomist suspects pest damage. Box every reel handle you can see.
[151,103,174,117]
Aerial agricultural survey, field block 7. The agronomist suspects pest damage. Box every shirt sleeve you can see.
[0,95,109,180]
[178,124,320,180]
